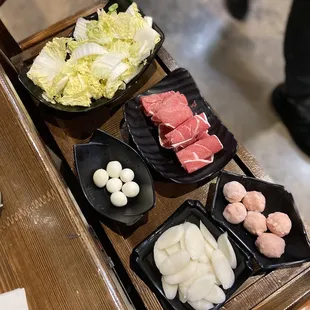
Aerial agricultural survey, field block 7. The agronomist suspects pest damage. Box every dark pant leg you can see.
[285,0,310,98]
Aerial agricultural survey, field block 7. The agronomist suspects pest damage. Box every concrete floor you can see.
[1,0,309,224]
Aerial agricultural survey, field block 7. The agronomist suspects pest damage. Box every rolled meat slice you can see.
[197,130,210,140]
[164,113,211,150]
[176,135,223,173]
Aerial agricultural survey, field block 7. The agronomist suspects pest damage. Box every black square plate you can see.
[131,200,254,310]
[124,68,237,184]
[211,171,310,270]
[18,0,165,113]
[74,130,155,225]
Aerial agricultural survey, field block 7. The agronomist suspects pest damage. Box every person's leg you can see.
[224,0,249,21]
[272,0,310,155]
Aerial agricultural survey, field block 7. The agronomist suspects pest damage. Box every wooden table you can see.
[0,65,132,309]
[3,2,310,309]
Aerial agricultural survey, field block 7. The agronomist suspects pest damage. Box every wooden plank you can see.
[19,2,106,51]
[236,144,271,181]
[253,268,310,310]
[223,263,310,310]
[292,293,310,310]
[0,64,131,309]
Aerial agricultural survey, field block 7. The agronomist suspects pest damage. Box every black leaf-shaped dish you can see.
[131,200,254,310]
[124,68,237,184]
[18,0,165,113]
[211,171,310,270]
[74,130,155,225]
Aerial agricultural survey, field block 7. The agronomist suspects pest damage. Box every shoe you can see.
[272,84,310,156]
[224,0,249,20]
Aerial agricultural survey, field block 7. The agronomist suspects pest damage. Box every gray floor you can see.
[1,0,309,224]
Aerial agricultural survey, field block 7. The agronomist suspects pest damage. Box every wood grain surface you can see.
[252,268,310,310]
[0,64,132,309]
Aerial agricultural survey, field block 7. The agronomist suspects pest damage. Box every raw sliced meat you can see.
[183,156,214,173]
[158,124,173,149]
[151,93,193,128]
[176,141,213,164]
[165,113,210,149]
[203,135,223,154]
[197,130,210,140]
[140,91,175,116]
[147,91,185,117]
[176,135,223,173]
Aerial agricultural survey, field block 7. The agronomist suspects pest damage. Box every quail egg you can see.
[106,161,122,178]
[122,181,140,198]
[93,169,109,188]
[106,178,122,193]
[120,168,135,183]
[110,191,128,207]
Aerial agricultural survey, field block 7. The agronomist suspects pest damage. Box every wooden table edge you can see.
[0,64,133,309]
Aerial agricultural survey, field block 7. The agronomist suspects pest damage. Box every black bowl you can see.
[124,68,237,184]
[18,0,165,113]
[131,200,254,310]
[211,171,310,270]
[74,130,155,225]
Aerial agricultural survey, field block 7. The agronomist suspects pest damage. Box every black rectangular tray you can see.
[211,170,310,271]
[131,200,254,310]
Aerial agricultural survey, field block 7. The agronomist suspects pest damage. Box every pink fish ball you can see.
[223,181,246,203]
[255,233,285,258]
[223,202,247,224]
[243,211,267,236]
[266,212,292,237]
[242,191,266,212]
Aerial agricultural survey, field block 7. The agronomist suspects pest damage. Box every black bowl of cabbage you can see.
[18,0,165,113]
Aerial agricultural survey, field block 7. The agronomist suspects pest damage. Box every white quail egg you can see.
[110,191,128,207]
[119,168,135,183]
[93,169,109,188]
[122,181,140,198]
[106,161,122,178]
[106,178,122,193]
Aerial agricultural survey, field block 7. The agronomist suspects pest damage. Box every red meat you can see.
[197,130,210,140]
[165,113,210,149]
[203,135,223,154]
[176,135,223,173]
[158,124,173,149]
[182,156,214,173]
[140,91,175,116]
[151,93,193,128]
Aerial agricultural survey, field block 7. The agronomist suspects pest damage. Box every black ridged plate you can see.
[74,130,155,225]
[131,200,254,310]
[18,0,165,113]
[211,171,310,270]
[124,68,237,184]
